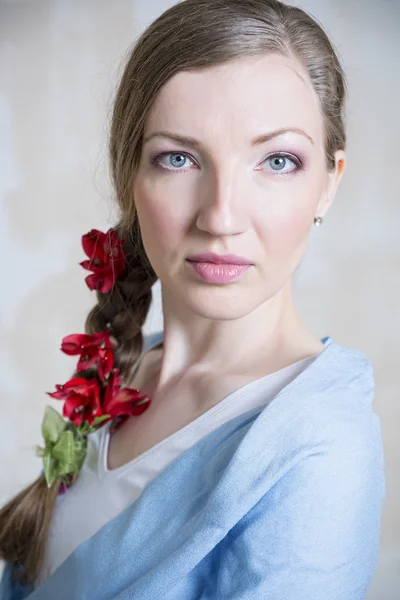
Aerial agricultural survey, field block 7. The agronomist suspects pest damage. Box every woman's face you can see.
[133,53,345,319]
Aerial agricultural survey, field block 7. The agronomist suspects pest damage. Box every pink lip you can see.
[186,260,253,284]
[186,252,253,265]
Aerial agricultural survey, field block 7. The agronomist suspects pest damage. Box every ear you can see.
[316,150,346,217]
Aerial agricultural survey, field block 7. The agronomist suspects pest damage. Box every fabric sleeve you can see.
[206,411,386,600]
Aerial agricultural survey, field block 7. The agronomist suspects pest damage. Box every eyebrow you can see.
[143,127,314,147]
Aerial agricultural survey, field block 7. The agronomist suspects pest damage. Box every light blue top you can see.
[0,333,386,600]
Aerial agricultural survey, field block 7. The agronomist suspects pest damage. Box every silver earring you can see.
[314,216,324,227]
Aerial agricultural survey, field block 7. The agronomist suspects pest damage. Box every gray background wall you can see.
[0,0,398,596]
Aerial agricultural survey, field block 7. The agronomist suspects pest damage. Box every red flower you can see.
[47,377,102,426]
[103,369,151,419]
[80,228,126,293]
[61,331,116,381]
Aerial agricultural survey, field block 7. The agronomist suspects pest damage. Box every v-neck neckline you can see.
[97,334,331,479]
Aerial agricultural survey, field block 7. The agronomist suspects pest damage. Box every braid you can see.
[0,219,159,586]
[85,218,158,384]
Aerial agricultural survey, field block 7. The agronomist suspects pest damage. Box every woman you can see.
[0,0,385,598]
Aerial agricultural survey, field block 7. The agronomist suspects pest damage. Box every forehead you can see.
[145,54,324,146]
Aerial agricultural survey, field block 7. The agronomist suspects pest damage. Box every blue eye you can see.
[263,153,302,174]
[151,152,194,171]
[150,151,303,175]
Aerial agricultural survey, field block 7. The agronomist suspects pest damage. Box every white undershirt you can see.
[38,348,317,585]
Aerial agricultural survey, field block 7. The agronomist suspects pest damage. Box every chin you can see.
[181,286,265,321]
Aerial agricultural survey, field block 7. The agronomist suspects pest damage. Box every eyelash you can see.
[149,151,305,176]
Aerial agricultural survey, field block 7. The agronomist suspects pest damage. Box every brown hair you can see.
[0,0,347,586]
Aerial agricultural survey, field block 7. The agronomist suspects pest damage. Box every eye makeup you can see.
[149,150,306,176]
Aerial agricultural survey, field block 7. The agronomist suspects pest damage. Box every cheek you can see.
[256,190,317,261]
[133,179,187,256]
[270,166,325,238]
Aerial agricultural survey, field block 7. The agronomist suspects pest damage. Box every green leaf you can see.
[77,421,89,436]
[51,431,87,476]
[38,405,91,487]
[42,451,57,488]
[52,430,74,464]
[93,414,110,426]
[41,405,67,444]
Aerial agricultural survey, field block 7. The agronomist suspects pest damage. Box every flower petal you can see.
[81,229,107,262]
[61,334,93,355]
[84,273,100,291]
[97,350,114,381]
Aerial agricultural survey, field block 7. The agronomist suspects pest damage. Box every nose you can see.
[195,168,248,236]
